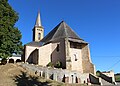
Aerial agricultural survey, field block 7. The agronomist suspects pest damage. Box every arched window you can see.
[38,33,41,40]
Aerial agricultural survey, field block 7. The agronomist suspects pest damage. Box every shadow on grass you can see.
[13,71,50,86]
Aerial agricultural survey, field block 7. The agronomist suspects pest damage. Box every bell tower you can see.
[33,11,44,41]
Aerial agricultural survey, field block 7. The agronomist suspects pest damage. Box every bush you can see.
[115,74,120,82]
[55,61,62,68]
[8,59,14,63]
[47,62,54,67]
[16,59,21,63]
[47,61,62,68]
[1,58,7,65]
[96,70,100,77]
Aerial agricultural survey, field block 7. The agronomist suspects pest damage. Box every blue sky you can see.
[8,0,120,73]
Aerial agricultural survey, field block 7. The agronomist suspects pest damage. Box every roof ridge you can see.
[41,21,86,44]
[63,22,68,38]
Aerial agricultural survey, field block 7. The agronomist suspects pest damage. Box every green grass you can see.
[115,74,120,82]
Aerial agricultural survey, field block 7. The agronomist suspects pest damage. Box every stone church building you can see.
[22,12,95,74]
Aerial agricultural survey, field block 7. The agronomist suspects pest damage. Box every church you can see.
[22,12,95,74]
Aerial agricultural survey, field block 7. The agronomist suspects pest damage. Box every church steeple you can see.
[35,11,42,27]
[33,11,44,42]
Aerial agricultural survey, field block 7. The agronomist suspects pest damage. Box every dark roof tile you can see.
[41,21,86,43]
[25,41,41,47]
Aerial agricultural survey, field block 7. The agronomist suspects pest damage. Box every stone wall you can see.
[69,48,83,73]
[19,63,91,84]
[89,73,101,85]
[65,39,72,70]
[100,71,116,84]
[38,43,52,66]
[32,49,39,64]
[51,38,66,68]
[102,71,115,81]
[8,56,21,62]
[24,45,39,63]
[81,44,95,74]
[38,38,66,68]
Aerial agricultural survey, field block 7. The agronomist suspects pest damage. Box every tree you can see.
[0,0,23,59]
[96,70,100,77]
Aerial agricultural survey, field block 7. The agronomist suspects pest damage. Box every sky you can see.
[8,0,120,73]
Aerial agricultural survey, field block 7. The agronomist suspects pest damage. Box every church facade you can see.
[22,12,95,74]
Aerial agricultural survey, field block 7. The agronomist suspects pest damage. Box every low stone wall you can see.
[79,73,89,84]
[102,71,115,83]
[19,63,91,84]
[100,72,112,83]
[89,73,101,85]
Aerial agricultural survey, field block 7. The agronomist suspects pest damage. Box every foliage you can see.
[115,74,120,82]
[1,58,7,65]
[47,61,62,68]
[96,70,100,77]
[0,0,23,58]
[55,61,62,68]
[46,62,54,67]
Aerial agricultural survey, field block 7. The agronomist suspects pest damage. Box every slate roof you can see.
[25,41,41,47]
[41,21,87,44]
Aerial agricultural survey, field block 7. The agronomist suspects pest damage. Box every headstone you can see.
[53,73,57,81]
[45,71,49,79]
[65,77,69,83]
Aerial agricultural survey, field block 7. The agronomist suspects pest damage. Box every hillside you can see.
[0,63,87,86]
[0,63,65,86]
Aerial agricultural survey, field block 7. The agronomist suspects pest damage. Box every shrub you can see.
[1,58,7,65]
[96,70,100,77]
[9,59,14,63]
[16,59,21,63]
[55,61,62,68]
[47,62,54,67]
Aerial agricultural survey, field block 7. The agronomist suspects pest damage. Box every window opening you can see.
[57,44,59,52]
[38,33,41,40]
[74,54,78,61]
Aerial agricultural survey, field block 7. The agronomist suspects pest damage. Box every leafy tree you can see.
[0,0,23,59]
[96,70,100,77]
